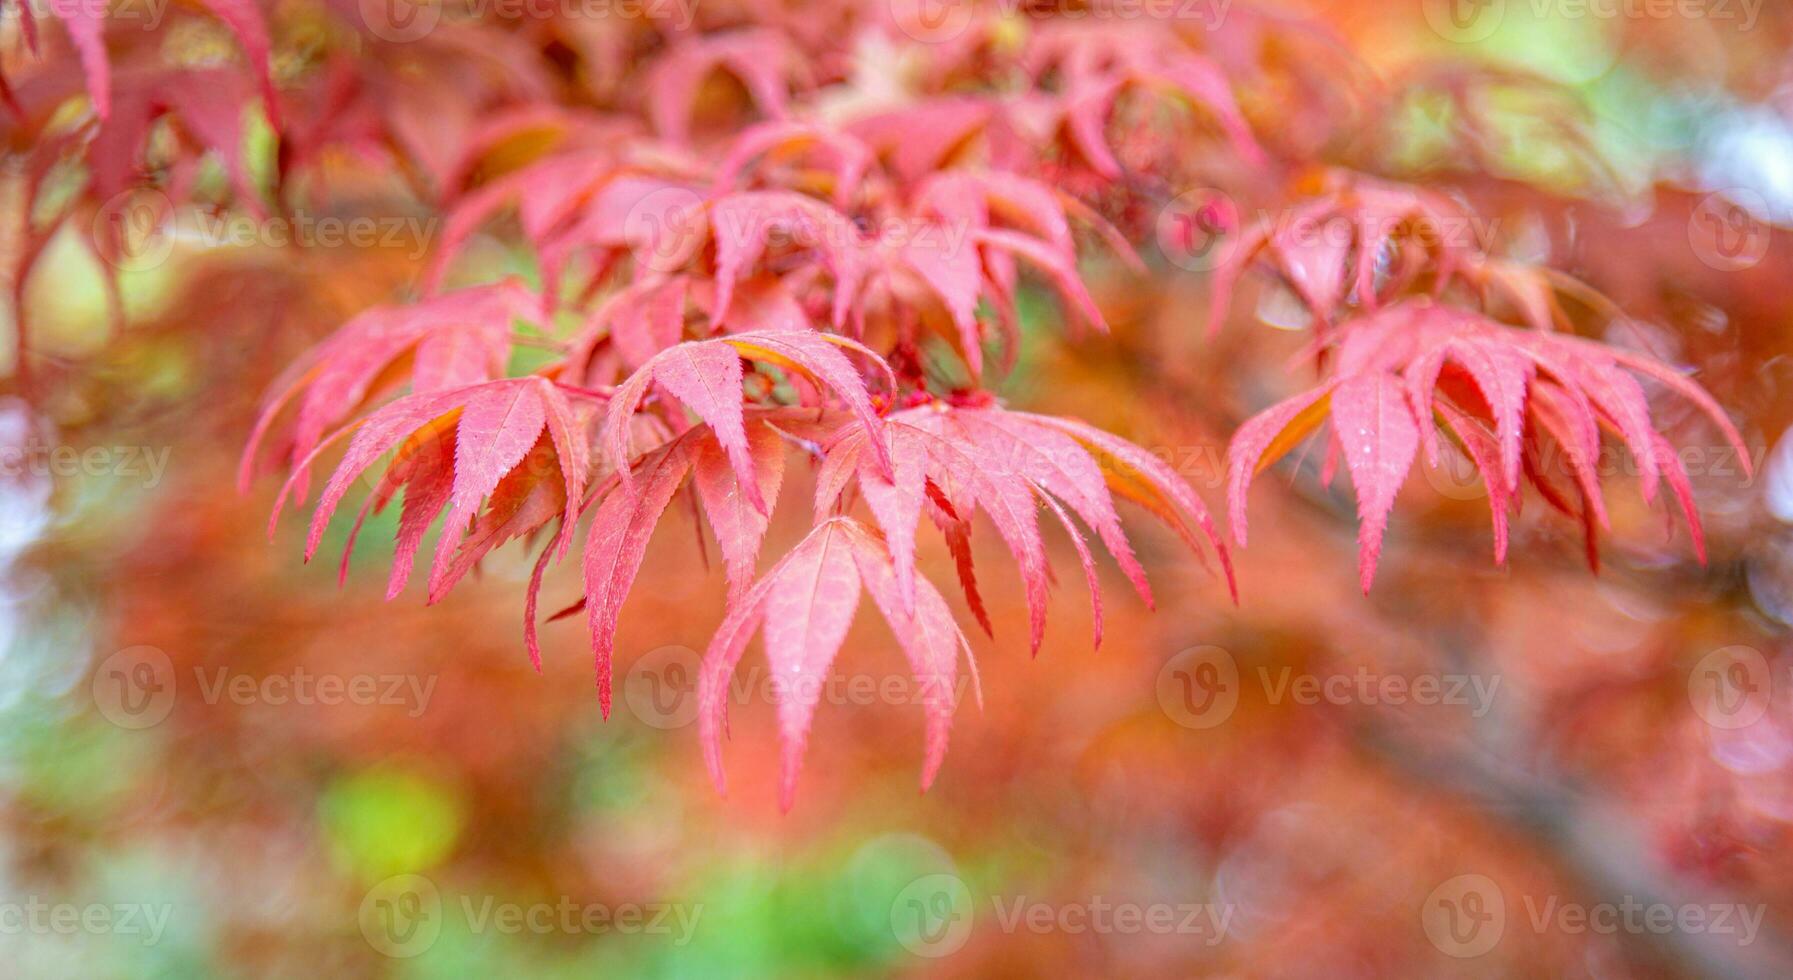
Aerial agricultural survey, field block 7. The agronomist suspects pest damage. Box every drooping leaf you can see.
[693,422,787,600]
[816,405,1231,652]
[760,519,863,807]
[697,518,976,809]
[583,436,697,716]
[1330,371,1420,593]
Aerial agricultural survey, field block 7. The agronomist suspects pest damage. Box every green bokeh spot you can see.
[319,766,464,882]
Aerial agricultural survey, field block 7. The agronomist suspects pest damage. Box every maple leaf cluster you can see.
[5,0,1749,804]
[1212,171,1752,590]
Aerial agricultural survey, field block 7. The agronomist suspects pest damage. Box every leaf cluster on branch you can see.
[3,0,1748,803]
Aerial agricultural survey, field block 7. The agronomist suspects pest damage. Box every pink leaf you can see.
[973,228,1108,333]
[649,341,762,515]
[196,0,276,120]
[711,191,865,330]
[646,29,799,142]
[1601,344,1752,477]
[855,425,929,614]
[296,389,465,560]
[964,411,1152,608]
[1434,402,1511,566]
[1407,336,1532,490]
[901,233,985,376]
[1028,413,1236,600]
[762,520,862,810]
[241,281,540,491]
[1653,432,1706,564]
[1330,372,1420,593]
[848,99,995,184]
[584,441,696,717]
[714,121,871,208]
[45,0,108,118]
[722,331,893,476]
[426,379,553,594]
[843,522,978,794]
[1226,383,1337,546]
[693,423,787,601]
[1037,491,1104,649]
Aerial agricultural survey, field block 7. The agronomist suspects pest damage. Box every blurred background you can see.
[7,0,1793,976]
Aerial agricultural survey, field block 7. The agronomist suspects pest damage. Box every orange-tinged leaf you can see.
[1226,383,1336,547]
